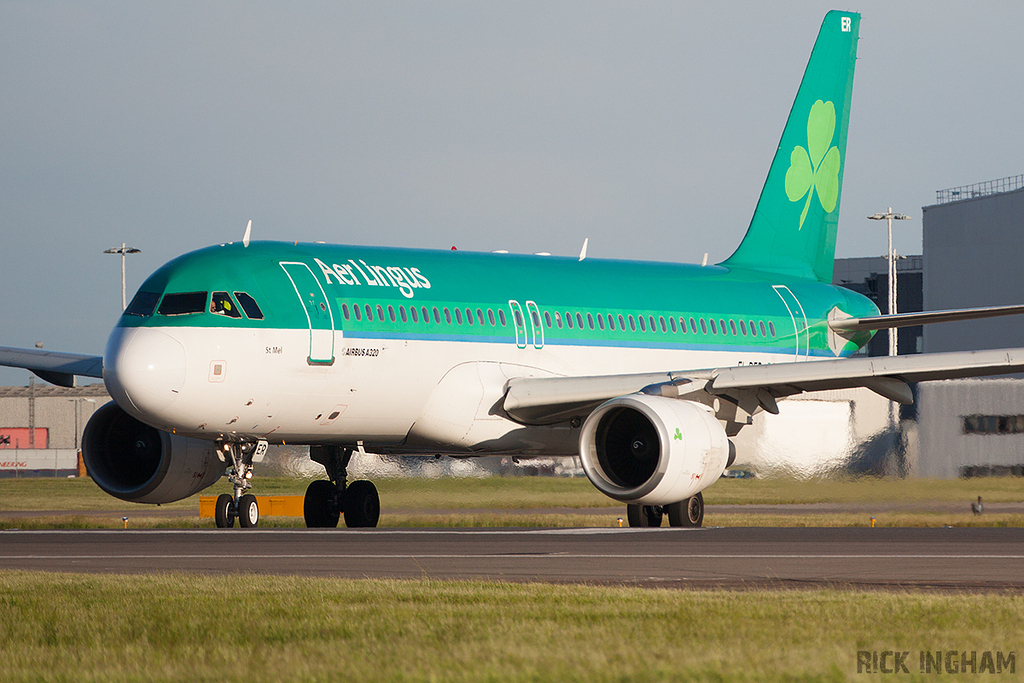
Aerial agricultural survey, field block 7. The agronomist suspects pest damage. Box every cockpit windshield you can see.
[158,292,208,316]
[210,291,242,318]
[124,291,161,317]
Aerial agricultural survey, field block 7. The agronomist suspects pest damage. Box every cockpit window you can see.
[158,291,208,316]
[210,292,242,318]
[124,291,161,318]
[234,292,264,320]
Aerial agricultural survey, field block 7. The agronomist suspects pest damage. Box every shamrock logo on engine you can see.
[784,100,841,230]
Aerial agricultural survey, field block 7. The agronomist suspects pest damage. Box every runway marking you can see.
[5,554,1024,560]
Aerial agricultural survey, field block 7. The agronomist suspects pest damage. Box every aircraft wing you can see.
[503,347,1024,424]
[0,346,103,388]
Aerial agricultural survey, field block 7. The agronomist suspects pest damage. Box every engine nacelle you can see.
[82,401,226,504]
[579,395,731,506]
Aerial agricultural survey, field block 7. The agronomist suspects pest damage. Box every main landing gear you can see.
[214,440,267,529]
[626,492,704,528]
[304,445,380,528]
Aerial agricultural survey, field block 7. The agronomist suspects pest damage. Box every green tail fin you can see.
[721,10,860,283]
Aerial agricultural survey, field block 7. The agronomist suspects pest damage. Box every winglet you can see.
[243,220,252,248]
[579,238,589,261]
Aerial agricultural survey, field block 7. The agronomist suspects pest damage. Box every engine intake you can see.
[579,395,731,505]
[82,401,225,504]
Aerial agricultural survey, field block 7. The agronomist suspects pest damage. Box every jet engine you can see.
[82,401,225,504]
[579,395,732,506]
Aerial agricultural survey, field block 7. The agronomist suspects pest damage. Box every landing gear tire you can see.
[344,480,380,528]
[238,493,260,528]
[214,493,236,529]
[304,479,341,528]
[667,492,704,528]
[626,504,663,528]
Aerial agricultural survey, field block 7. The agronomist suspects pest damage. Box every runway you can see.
[2,526,1023,589]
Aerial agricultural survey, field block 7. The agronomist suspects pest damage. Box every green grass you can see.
[0,572,1022,682]
[3,474,1023,514]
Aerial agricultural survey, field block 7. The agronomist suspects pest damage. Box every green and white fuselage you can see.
[106,240,877,454]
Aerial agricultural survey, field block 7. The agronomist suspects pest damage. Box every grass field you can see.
[0,572,1021,683]
[1,474,1022,529]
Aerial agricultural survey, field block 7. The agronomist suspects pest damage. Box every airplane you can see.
[5,10,1024,529]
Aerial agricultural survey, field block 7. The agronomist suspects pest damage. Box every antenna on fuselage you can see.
[243,219,252,248]
[579,237,589,261]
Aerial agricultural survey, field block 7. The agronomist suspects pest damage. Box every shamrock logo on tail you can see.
[784,100,841,230]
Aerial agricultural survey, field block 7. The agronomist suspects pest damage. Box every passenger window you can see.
[738,320,745,335]
[342,303,350,320]
[690,317,698,334]
[700,318,708,335]
[420,306,427,323]
[125,291,161,318]
[477,308,484,325]
[411,306,419,323]
[555,312,562,328]
[354,304,362,321]
[749,320,757,337]
[399,306,407,323]
[499,310,507,326]
[660,316,667,333]
[608,314,615,331]
[719,319,727,335]
[576,312,584,329]
[445,308,453,324]
[388,305,396,322]
[587,312,594,330]
[710,319,718,334]
[566,312,573,329]
[618,314,625,330]
[628,315,636,332]
[544,311,552,328]
[377,305,385,321]
[638,316,646,332]
[759,321,767,336]
[465,308,473,325]
[433,307,441,324]
[365,305,373,321]
[454,308,462,324]
[234,292,264,320]
[531,310,541,328]
[488,309,496,326]
[597,315,605,330]
[158,292,208,316]
[513,309,523,327]
[649,315,656,332]
[768,321,776,337]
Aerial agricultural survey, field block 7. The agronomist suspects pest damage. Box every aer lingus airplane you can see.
[5,10,1024,529]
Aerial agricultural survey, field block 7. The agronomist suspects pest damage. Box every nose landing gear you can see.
[304,445,380,528]
[214,440,267,529]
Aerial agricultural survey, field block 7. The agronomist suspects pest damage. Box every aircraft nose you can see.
[104,327,187,418]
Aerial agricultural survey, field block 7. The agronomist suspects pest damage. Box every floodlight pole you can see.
[103,243,141,310]
[868,208,911,356]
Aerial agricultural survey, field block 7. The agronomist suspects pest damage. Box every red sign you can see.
[0,428,49,449]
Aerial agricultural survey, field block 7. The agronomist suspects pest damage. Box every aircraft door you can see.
[772,285,808,361]
[280,262,335,365]
[525,301,544,349]
[508,300,527,349]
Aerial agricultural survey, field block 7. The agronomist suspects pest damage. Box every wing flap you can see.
[0,346,104,387]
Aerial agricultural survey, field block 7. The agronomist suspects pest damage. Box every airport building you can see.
[3,177,1024,479]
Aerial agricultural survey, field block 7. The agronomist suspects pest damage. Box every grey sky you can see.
[2,1,1023,385]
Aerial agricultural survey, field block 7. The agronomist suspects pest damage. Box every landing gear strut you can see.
[304,445,380,528]
[215,440,266,529]
[626,492,704,528]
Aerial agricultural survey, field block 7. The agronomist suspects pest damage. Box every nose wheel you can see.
[304,445,380,528]
[214,440,266,529]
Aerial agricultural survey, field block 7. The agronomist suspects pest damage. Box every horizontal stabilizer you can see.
[828,304,1024,332]
[0,346,103,387]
